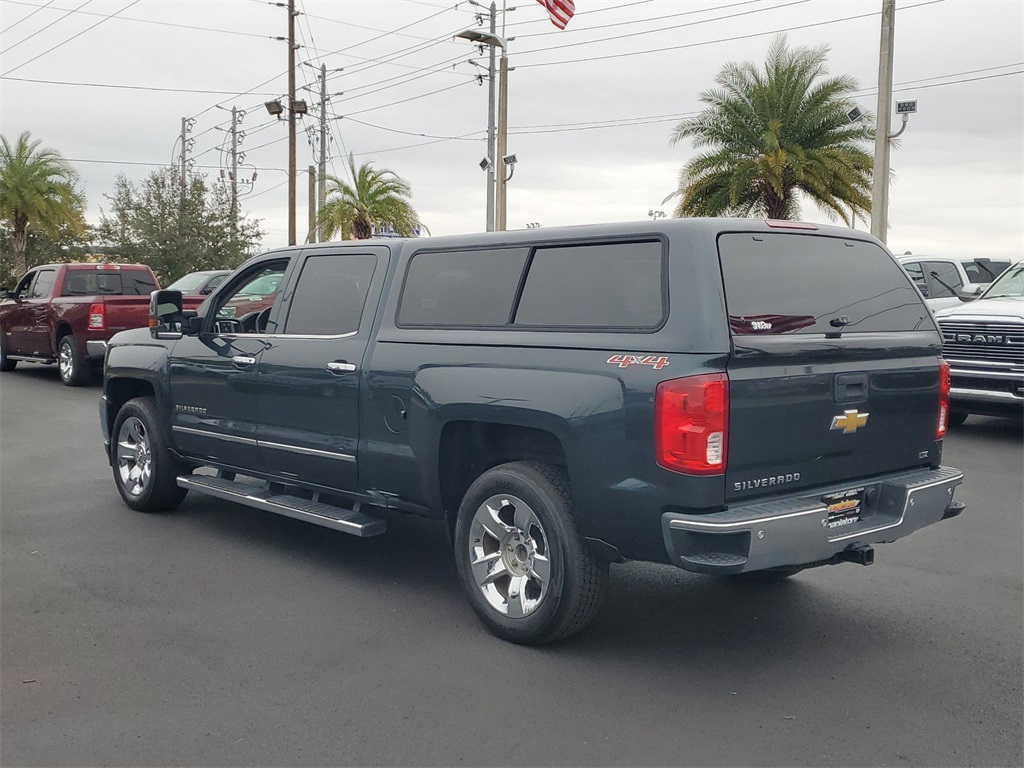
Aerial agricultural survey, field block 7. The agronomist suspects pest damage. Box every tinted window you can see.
[15,271,36,299]
[61,269,157,296]
[514,241,664,328]
[31,269,56,298]
[399,248,529,326]
[284,254,377,335]
[719,233,929,334]
[902,262,929,296]
[924,261,962,298]
[961,259,1010,284]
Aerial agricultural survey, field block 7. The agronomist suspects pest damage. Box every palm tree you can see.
[0,131,86,277]
[319,153,423,240]
[668,35,872,224]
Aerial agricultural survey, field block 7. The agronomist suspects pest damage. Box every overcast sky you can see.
[1,0,1022,261]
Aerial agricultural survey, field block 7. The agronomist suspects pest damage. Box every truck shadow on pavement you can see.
[170,491,912,672]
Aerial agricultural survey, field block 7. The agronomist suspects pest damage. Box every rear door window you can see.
[513,241,664,328]
[719,233,929,334]
[398,248,529,327]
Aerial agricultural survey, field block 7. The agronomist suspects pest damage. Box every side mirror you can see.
[149,289,184,337]
[956,284,984,302]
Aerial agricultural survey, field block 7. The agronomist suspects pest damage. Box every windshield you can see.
[980,263,1024,299]
[166,273,212,292]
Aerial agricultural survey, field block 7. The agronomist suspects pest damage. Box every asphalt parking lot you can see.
[1,365,1021,767]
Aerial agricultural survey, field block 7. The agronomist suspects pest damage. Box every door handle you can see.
[326,361,356,374]
[232,355,257,367]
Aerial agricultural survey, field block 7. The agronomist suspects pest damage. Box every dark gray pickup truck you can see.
[99,219,965,644]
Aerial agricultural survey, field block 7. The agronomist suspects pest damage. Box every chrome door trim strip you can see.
[258,439,356,463]
[172,425,259,446]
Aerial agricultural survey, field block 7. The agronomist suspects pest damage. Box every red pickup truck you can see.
[0,263,164,386]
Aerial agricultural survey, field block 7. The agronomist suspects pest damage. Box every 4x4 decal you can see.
[606,354,670,370]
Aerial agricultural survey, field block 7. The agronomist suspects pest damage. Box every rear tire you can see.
[111,397,188,512]
[58,334,90,386]
[0,331,15,372]
[454,461,607,645]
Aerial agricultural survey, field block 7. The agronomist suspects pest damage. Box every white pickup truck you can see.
[897,254,1011,311]
[934,262,1024,424]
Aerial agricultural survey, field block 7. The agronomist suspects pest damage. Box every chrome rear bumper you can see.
[662,466,964,574]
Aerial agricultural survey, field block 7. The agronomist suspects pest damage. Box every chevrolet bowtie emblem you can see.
[831,409,869,434]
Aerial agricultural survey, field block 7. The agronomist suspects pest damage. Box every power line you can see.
[515,0,944,69]
[3,0,142,77]
[2,0,95,53]
[334,114,484,141]
[517,0,771,39]
[64,156,287,172]
[1,0,273,40]
[0,75,280,96]
[0,0,58,36]
[341,78,477,117]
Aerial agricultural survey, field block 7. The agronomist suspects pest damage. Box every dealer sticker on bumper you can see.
[823,487,865,529]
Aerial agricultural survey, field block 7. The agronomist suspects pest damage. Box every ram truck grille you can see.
[938,320,1024,368]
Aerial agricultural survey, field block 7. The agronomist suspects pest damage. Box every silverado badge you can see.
[831,409,869,434]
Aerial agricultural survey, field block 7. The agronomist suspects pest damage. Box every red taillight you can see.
[655,373,729,475]
[937,359,951,439]
[88,302,105,330]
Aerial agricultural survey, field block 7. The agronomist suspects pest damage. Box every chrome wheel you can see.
[468,493,551,618]
[116,416,153,497]
[58,339,74,382]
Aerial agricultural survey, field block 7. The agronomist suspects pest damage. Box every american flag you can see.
[535,0,575,30]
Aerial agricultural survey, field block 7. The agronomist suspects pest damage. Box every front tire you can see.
[454,461,608,645]
[58,334,90,386]
[111,397,188,512]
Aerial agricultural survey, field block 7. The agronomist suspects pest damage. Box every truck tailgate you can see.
[98,296,153,333]
[717,230,944,502]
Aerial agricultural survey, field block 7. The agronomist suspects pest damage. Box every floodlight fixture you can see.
[265,100,283,116]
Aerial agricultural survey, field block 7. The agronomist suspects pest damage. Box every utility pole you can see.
[871,0,895,243]
[318,65,327,242]
[307,165,316,243]
[485,1,496,232]
[288,0,297,245]
[178,117,192,187]
[230,106,239,241]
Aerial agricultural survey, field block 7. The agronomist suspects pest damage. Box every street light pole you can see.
[870,0,895,244]
[457,13,508,233]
